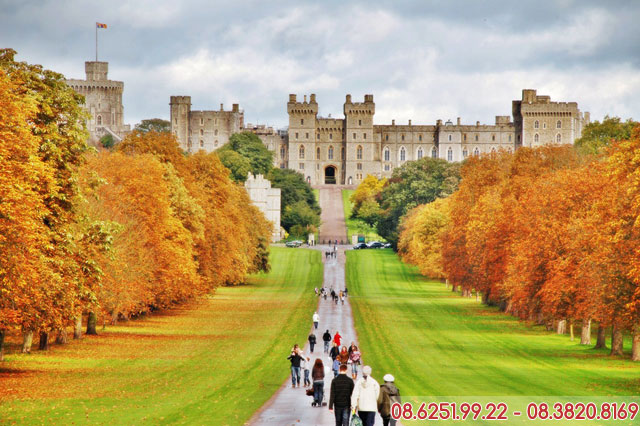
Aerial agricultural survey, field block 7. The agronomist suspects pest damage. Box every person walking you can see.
[312,358,325,406]
[351,365,380,426]
[302,356,311,387]
[378,374,401,426]
[287,346,304,388]
[333,331,342,347]
[313,311,320,329]
[323,330,332,353]
[315,287,319,296]
[329,363,355,426]
[349,345,361,379]
[337,346,349,365]
[329,342,339,362]
[308,332,317,353]
[340,294,345,305]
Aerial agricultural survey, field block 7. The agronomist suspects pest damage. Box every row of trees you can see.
[0,50,271,359]
[398,126,640,360]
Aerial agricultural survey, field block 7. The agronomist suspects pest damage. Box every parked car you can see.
[285,240,303,248]
[367,241,384,249]
[353,242,368,250]
[383,243,392,249]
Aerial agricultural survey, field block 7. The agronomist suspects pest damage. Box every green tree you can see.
[100,134,114,149]
[217,132,273,181]
[134,118,171,133]
[375,157,461,247]
[282,201,320,231]
[217,149,252,182]
[267,168,321,231]
[574,116,638,155]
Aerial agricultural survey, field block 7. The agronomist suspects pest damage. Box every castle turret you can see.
[344,94,375,185]
[85,61,108,81]
[287,94,318,181]
[170,96,192,151]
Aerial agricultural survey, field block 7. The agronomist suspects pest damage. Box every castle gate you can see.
[324,166,337,184]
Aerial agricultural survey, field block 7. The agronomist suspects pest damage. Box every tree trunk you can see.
[86,311,98,335]
[74,316,82,339]
[610,324,624,356]
[55,329,68,345]
[595,323,607,349]
[580,319,591,345]
[570,322,575,341]
[445,279,449,289]
[557,320,566,335]
[0,330,5,362]
[22,330,33,353]
[39,331,49,351]
[451,284,458,293]
[632,326,640,362]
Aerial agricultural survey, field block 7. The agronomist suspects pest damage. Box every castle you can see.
[171,89,589,186]
[66,61,131,144]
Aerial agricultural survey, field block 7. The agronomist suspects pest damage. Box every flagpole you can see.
[95,24,98,61]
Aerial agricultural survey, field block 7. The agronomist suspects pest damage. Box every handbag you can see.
[306,388,314,396]
[350,413,363,426]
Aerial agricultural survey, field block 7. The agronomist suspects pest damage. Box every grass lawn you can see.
[0,247,322,426]
[347,250,640,403]
[342,189,384,243]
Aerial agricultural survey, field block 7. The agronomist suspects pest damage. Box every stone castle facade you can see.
[170,89,589,186]
[244,173,281,241]
[66,61,131,144]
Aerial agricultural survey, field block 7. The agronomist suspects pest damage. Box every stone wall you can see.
[244,173,282,241]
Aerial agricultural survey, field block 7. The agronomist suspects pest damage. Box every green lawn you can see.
[347,250,640,420]
[342,189,384,243]
[0,247,322,425]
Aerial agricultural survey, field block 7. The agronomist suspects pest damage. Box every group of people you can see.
[315,287,347,305]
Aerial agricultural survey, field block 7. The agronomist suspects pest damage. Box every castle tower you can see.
[287,94,318,183]
[344,94,375,186]
[170,96,192,152]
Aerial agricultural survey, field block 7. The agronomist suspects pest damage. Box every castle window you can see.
[97,115,102,125]
[358,119,362,126]
[215,140,218,147]
[295,132,299,139]
[556,133,562,143]
[328,145,334,160]
[474,147,480,156]
[341,147,345,159]
[401,134,405,141]
[400,146,406,162]
[200,118,203,126]
[448,134,452,142]
[509,135,512,142]
[200,129,204,136]
[215,129,218,135]
[280,145,286,159]
[385,134,389,141]
[534,133,539,143]
[464,134,467,141]
[419,134,423,141]
[384,164,390,171]
[543,122,547,129]
[330,133,333,140]
[306,132,309,139]
[463,148,468,159]
[417,147,424,159]
[363,133,367,140]
[447,147,453,162]
[299,163,304,170]
[353,133,357,140]
[431,147,437,158]
[357,145,363,160]
[357,163,362,170]
[557,120,562,129]
[534,120,539,129]
[299,145,305,159]
[384,147,390,161]
[301,119,304,125]
[475,134,478,142]
[492,134,495,141]
[316,147,321,160]
[200,140,204,148]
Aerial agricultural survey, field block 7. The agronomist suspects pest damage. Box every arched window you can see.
[328,145,334,160]
[556,133,562,143]
[200,129,204,136]
[447,147,453,162]
[357,145,363,160]
[474,147,480,156]
[534,133,539,143]
[400,146,406,162]
[299,145,305,159]
[200,140,204,148]
[97,115,102,125]
[431,147,437,158]
[316,147,321,160]
[417,147,424,159]
[534,120,539,129]
[280,145,286,159]
[383,146,390,161]
[463,148,468,159]
[557,120,562,129]
[215,129,218,135]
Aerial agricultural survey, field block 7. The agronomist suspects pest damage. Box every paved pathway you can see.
[248,246,383,425]
[318,187,348,244]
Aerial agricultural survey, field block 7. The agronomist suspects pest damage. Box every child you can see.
[332,358,340,377]
[303,356,311,387]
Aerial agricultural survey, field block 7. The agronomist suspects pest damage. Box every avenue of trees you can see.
[0,50,271,359]
[396,121,640,361]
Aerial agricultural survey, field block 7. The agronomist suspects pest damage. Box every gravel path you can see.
[318,187,348,244]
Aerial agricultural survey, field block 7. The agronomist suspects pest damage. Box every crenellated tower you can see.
[344,94,375,185]
[287,94,318,183]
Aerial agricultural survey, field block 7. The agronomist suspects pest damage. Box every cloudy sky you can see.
[2,0,639,128]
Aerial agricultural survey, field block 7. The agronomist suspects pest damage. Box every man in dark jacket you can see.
[287,349,304,388]
[378,374,401,426]
[323,329,332,353]
[329,364,355,426]
[308,332,317,352]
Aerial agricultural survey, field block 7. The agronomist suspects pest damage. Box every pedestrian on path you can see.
[337,346,349,365]
[313,311,320,329]
[302,356,311,387]
[333,331,342,347]
[329,363,355,426]
[329,342,339,361]
[308,332,317,352]
[312,358,325,406]
[315,287,319,296]
[378,374,401,426]
[323,330,332,353]
[287,346,304,388]
[351,365,380,426]
[349,345,361,379]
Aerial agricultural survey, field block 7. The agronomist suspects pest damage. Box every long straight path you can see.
[317,187,348,244]
[249,246,381,425]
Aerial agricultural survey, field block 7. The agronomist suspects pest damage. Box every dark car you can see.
[353,242,368,250]
[367,241,384,249]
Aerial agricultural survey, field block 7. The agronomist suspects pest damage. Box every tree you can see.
[217,149,252,182]
[350,175,386,218]
[134,118,171,133]
[267,168,321,232]
[282,200,321,232]
[217,132,273,181]
[574,116,637,155]
[100,134,114,149]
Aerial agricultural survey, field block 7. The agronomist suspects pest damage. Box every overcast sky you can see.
[2,0,639,128]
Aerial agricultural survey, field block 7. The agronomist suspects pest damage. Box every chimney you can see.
[457,117,461,125]
[310,93,316,103]
[304,95,307,103]
[289,94,297,102]
[232,103,239,112]
[436,119,442,126]
[408,119,412,126]
[220,103,224,111]
[392,119,395,125]
[476,121,480,126]
[346,94,352,103]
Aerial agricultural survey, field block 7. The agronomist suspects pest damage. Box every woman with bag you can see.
[351,365,380,426]
[311,358,325,406]
[349,345,361,379]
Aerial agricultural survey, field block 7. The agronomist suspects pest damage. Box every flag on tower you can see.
[96,22,107,29]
